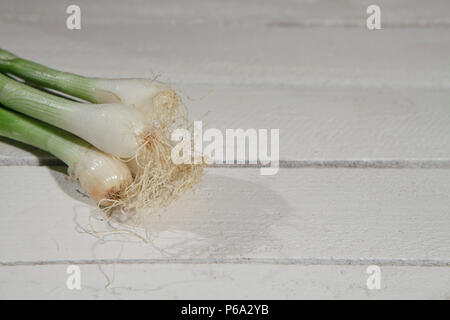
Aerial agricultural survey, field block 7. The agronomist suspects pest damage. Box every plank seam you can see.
[1,258,449,267]
[2,159,450,168]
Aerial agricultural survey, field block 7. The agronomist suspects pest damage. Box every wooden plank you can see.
[0,166,449,264]
[1,7,450,87]
[0,264,448,299]
[186,87,450,165]
[2,0,450,27]
[1,87,450,166]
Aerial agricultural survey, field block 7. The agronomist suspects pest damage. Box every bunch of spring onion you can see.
[0,49,204,214]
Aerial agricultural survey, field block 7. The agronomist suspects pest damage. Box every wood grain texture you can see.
[0,264,449,299]
[2,0,450,27]
[0,0,449,299]
[1,87,450,166]
[0,2,449,87]
[0,167,448,265]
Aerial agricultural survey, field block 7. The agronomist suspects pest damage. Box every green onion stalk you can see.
[0,106,132,205]
[0,48,179,121]
[0,73,151,159]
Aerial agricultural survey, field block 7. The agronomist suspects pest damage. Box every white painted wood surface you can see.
[0,167,449,264]
[2,87,450,166]
[0,0,449,299]
[0,0,450,26]
[1,1,450,88]
[1,264,449,299]
[2,0,450,26]
[0,166,448,298]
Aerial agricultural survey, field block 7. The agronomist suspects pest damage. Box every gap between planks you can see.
[1,258,450,268]
[2,160,450,169]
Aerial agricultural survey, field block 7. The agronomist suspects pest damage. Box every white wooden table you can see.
[0,0,449,299]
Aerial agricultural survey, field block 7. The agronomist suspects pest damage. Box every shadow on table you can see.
[0,137,62,166]
[48,165,95,206]
[144,172,292,258]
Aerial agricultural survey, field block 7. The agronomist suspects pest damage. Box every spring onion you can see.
[0,73,204,212]
[0,106,132,204]
[0,73,153,159]
[0,48,178,120]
